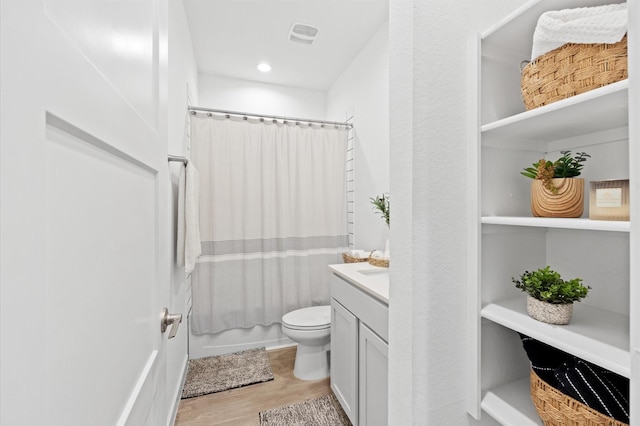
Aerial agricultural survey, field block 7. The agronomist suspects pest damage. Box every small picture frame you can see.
[589,179,629,221]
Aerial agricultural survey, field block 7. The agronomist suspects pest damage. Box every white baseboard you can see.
[266,342,297,351]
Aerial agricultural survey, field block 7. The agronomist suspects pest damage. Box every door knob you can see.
[161,308,182,339]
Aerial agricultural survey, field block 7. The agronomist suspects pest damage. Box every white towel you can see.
[531,3,627,61]
[371,250,384,260]
[177,162,202,275]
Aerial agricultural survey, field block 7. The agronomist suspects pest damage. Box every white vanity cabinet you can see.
[468,0,638,424]
[358,322,388,426]
[331,298,359,422]
[329,264,389,426]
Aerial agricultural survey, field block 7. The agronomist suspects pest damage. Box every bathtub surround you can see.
[181,347,274,399]
[189,114,349,334]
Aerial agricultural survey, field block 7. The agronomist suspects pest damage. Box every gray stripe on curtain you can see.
[191,252,342,334]
[201,235,349,255]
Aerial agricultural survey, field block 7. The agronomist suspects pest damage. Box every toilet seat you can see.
[282,305,331,331]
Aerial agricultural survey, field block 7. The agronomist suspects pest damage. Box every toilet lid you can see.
[282,305,331,330]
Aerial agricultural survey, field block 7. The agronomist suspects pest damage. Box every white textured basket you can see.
[527,295,573,325]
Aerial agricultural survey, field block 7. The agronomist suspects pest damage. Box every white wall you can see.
[197,73,326,118]
[167,0,198,420]
[327,21,389,253]
[388,0,528,424]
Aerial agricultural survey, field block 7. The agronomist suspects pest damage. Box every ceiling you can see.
[182,0,389,91]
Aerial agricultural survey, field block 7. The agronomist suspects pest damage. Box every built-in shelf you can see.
[481,80,628,146]
[471,1,636,423]
[481,216,631,232]
[482,298,630,378]
[481,378,542,426]
[481,0,627,64]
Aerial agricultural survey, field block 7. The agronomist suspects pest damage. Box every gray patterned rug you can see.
[181,347,274,399]
[259,394,351,426]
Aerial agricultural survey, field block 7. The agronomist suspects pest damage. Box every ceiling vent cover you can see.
[289,23,319,45]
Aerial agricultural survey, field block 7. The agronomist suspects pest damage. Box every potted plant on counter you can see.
[521,150,590,218]
[370,193,390,267]
[512,266,590,325]
[370,193,390,228]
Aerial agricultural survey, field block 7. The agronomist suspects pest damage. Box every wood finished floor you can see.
[174,346,332,425]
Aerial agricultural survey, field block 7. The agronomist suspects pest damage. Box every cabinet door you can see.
[359,322,388,426]
[331,298,359,425]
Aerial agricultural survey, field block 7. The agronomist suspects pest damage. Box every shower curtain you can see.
[190,113,349,334]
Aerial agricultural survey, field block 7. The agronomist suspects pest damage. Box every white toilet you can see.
[281,305,331,380]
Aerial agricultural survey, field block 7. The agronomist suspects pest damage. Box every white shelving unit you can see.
[467,0,638,424]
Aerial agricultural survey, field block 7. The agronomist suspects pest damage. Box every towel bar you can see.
[168,154,188,165]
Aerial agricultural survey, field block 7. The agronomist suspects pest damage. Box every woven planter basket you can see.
[368,256,389,268]
[521,35,627,110]
[530,369,628,426]
[342,252,369,264]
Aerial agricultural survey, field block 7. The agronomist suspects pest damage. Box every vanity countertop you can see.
[328,262,389,305]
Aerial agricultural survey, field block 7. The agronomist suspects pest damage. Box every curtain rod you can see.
[188,106,353,129]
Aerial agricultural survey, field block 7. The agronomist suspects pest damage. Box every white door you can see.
[0,1,173,425]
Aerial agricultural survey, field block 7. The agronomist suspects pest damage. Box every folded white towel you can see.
[349,249,361,258]
[531,3,627,61]
[371,250,384,260]
[177,162,202,275]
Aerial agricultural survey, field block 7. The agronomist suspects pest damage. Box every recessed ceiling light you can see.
[257,63,271,73]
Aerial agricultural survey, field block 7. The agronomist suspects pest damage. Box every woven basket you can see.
[342,252,369,264]
[530,369,628,426]
[521,35,627,110]
[368,257,389,268]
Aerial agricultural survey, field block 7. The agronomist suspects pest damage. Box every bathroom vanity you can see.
[328,263,389,426]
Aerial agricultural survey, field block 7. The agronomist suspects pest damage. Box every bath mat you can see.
[181,347,274,399]
[259,394,351,426]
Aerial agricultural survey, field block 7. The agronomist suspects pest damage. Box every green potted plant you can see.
[370,193,390,267]
[370,193,390,228]
[512,266,590,325]
[521,150,590,218]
